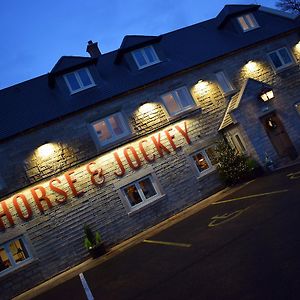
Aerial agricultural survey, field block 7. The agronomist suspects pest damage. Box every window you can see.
[215,71,234,94]
[0,237,31,275]
[132,46,160,69]
[268,48,294,71]
[226,132,247,154]
[295,103,300,116]
[64,68,95,94]
[161,87,195,116]
[91,112,131,146]
[116,171,164,214]
[237,14,259,32]
[192,146,218,177]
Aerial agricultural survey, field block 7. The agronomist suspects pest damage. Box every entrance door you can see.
[261,112,297,160]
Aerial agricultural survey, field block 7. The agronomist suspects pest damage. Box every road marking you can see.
[79,273,94,300]
[208,206,251,227]
[212,189,289,205]
[287,171,300,179]
[143,239,191,248]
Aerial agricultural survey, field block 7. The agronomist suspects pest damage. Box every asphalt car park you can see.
[30,164,300,300]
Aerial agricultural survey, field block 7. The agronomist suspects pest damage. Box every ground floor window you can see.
[116,170,164,214]
[192,146,218,177]
[0,237,31,275]
[226,131,247,154]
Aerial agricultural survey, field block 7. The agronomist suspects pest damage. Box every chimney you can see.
[86,40,101,58]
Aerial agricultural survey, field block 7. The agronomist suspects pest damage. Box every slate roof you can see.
[1,5,300,141]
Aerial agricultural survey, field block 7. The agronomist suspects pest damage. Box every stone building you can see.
[1,4,300,299]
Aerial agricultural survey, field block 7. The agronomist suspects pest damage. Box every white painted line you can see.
[79,273,94,300]
[143,239,191,248]
[212,189,289,205]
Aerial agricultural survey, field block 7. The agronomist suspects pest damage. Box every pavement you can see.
[14,163,300,300]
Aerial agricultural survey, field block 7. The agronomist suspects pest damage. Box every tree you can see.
[276,0,300,14]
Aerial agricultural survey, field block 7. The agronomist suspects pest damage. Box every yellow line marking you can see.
[143,239,191,248]
[208,206,251,227]
[287,171,300,179]
[212,189,289,205]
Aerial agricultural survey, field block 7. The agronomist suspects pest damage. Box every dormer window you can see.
[64,67,95,94]
[237,13,259,32]
[131,46,160,69]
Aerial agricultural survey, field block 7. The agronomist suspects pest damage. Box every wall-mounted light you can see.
[37,142,55,158]
[245,60,257,72]
[295,41,300,52]
[138,102,155,114]
[259,89,274,102]
[194,80,210,95]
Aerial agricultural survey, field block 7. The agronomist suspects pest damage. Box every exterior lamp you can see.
[37,142,55,158]
[260,89,274,102]
[245,60,258,72]
[139,102,155,114]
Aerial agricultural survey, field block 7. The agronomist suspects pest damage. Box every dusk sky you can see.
[0,0,277,90]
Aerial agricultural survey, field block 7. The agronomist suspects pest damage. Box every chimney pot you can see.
[86,40,101,58]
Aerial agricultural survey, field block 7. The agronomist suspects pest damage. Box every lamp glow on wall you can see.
[194,80,210,95]
[37,142,55,158]
[259,89,274,102]
[138,102,156,114]
[245,60,258,72]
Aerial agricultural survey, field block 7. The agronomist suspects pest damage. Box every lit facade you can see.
[1,5,300,299]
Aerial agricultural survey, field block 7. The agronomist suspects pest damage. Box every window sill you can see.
[0,258,37,280]
[127,194,166,216]
[168,106,202,121]
[95,132,134,152]
[137,60,161,70]
[69,83,96,95]
[196,167,217,179]
[273,63,297,74]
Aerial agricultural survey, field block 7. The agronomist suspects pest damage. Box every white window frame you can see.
[0,236,32,277]
[131,45,160,69]
[237,13,259,32]
[191,147,217,178]
[215,71,234,95]
[268,47,295,71]
[161,86,196,117]
[64,67,95,94]
[91,112,131,147]
[226,130,247,154]
[115,168,165,215]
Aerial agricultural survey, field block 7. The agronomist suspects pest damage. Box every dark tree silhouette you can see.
[276,0,300,14]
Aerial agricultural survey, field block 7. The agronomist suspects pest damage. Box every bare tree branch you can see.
[276,0,300,14]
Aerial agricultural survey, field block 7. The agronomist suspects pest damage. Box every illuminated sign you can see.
[0,122,191,231]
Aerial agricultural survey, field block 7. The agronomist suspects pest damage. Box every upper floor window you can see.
[192,146,218,177]
[161,87,195,116]
[64,68,95,94]
[215,71,234,95]
[91,112,131,147]
[0,237,32,275]
[237,13,259,32]
[131,46,160,69]
[268,47,294,71]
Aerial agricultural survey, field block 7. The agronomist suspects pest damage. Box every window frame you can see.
[115,169,165,215]
[191,146,218,178]
[131,45,160,69]
[0,236,32,277]
[225,130,247,154]
[237,13,259,32]
[161,86,196,117]
[64,67,95,94]
[268,47,295,72]
[91,112,131,147]
[215,71,235,95]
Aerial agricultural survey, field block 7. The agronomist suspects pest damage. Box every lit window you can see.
[64,68,95,94]
[295,103,300,115]
[215,71,234,94]
[92,112,131,146]
[268,48,294,71]
[192,146,218,176]
[0,237,31,275]
[161,87,195,116]
[237,14,259,32]
[132,46,160,69]
[120,174,164,214]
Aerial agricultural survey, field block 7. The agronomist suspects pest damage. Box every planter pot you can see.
[88,243,106,259]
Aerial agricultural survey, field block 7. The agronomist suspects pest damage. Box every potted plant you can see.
[83,224,106,258]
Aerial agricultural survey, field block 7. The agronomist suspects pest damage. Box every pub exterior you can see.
[1,5,300,299]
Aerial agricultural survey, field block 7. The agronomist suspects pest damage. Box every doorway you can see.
[261,112,297,160]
